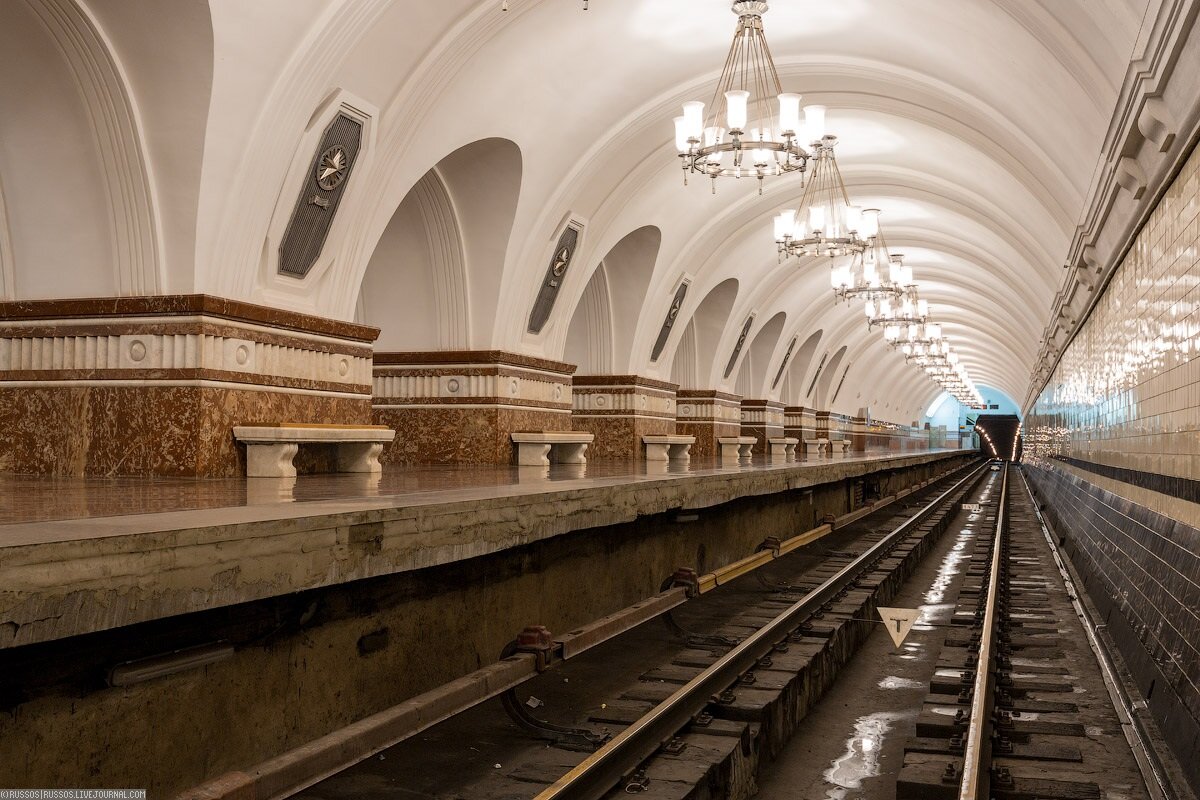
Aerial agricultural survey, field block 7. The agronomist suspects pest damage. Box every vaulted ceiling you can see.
[0,0,1154,422]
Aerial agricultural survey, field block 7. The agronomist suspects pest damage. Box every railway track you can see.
[187,459,1172,800]
[895,464,1163,800]
[236,458,989,800]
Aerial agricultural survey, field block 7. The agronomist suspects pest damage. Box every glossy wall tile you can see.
[1027,142,1200,482]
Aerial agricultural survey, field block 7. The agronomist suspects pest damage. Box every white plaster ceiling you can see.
[0,0,1154,422]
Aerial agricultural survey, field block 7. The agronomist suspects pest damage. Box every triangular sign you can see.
[877,607,922,648]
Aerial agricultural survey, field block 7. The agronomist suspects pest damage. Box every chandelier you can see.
[674,2,811,192]
[775,135,866,256]
[885,320,942,348]
[827,216,913,302]
[865,286,928,328]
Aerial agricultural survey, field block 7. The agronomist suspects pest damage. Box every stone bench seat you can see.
[768,436,799,462]
[642,434,696,463]
[829,438,851,457]
[805,438,828,459]
[717,435,756,462]
[511,431,594,466]
[234,424,395,478]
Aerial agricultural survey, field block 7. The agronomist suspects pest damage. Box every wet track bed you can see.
[896,466,1152,800]
[288,461,986,800]
[276,463,1162,800]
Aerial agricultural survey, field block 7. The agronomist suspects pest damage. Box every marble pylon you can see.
[570,375,678,460]
[740,399,785,453]
[0,295,378,477]
[372,351,575,464]
[676,389,742,459]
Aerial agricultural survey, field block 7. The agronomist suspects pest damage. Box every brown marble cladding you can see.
[0,294,379,342]
[0,295,377,477]
[785,406,818,441]
[740,399,785,453]
[0,386,369,477]
[850,416,868,452]
[372,406,570,464]
[372,351,576,465]
[571,375,677,460]
[677,389,742,459]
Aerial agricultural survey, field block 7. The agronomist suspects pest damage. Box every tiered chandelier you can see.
[828,218,913,303]
[865,287,928,328]
[773,135,860,256]
[674,2,813,192]
[665,3,988,413]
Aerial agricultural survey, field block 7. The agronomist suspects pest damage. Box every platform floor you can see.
[0,448,959,539]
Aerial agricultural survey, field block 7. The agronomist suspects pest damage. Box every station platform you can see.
[0,448,968,649]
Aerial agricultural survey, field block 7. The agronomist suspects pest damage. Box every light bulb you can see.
[927,323,941,339]
[683,101,705,138]
[917,299,929,317]
[860,208,880,239]
[775,211,794,241]
[673,117,690,152]
[778,93,802,135]
[725,90,749,130]
[803,104,826,143]
[907,323,919,340]
[885,325,900,341]
[846,206,862,237]
[865,300,876,319]
[808,206,825,235]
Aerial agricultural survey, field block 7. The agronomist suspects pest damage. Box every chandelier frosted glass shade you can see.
[674,2,811,191]
[775,137,864,257]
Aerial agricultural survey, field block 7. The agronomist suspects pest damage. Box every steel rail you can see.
[957,462,1007,800]
[535,458,990,800]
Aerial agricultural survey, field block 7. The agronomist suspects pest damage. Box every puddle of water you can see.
[929,706,963,716]
[822,711,906,796]
[878,675,924,689]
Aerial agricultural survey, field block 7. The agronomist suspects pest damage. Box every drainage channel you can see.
[272,461,988,800]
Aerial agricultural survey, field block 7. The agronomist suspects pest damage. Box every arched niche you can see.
[0,0,166,298]
[814,346,849,410]
[564,262,613,373]
[781,329,823,404]
[563,225,660,374]
[359,138,521,350]
[670,278,738,389]
[735,311,786,398]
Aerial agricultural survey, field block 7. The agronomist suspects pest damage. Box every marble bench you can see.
[805,438,828,459]
[511,431,594,466]
[642,434,695,463]
[768,436,799,463]
[717,435,756,463]
[829,438,851,457]
[233,424,395,478]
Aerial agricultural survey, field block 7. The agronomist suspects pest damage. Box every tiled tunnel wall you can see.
[1025,140,1200,788]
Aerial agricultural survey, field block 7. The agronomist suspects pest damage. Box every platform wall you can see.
[1024,141,1200,791]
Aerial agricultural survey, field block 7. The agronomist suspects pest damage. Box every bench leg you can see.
[246,443,298,478]
[337,442,385,474]
[644,443,671,462]
[552,442,588,464]
[668,443,691,463]
[516,442,552,466]
[719,442,741,463]
[738,443,754,459]
[769,445,788,464]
